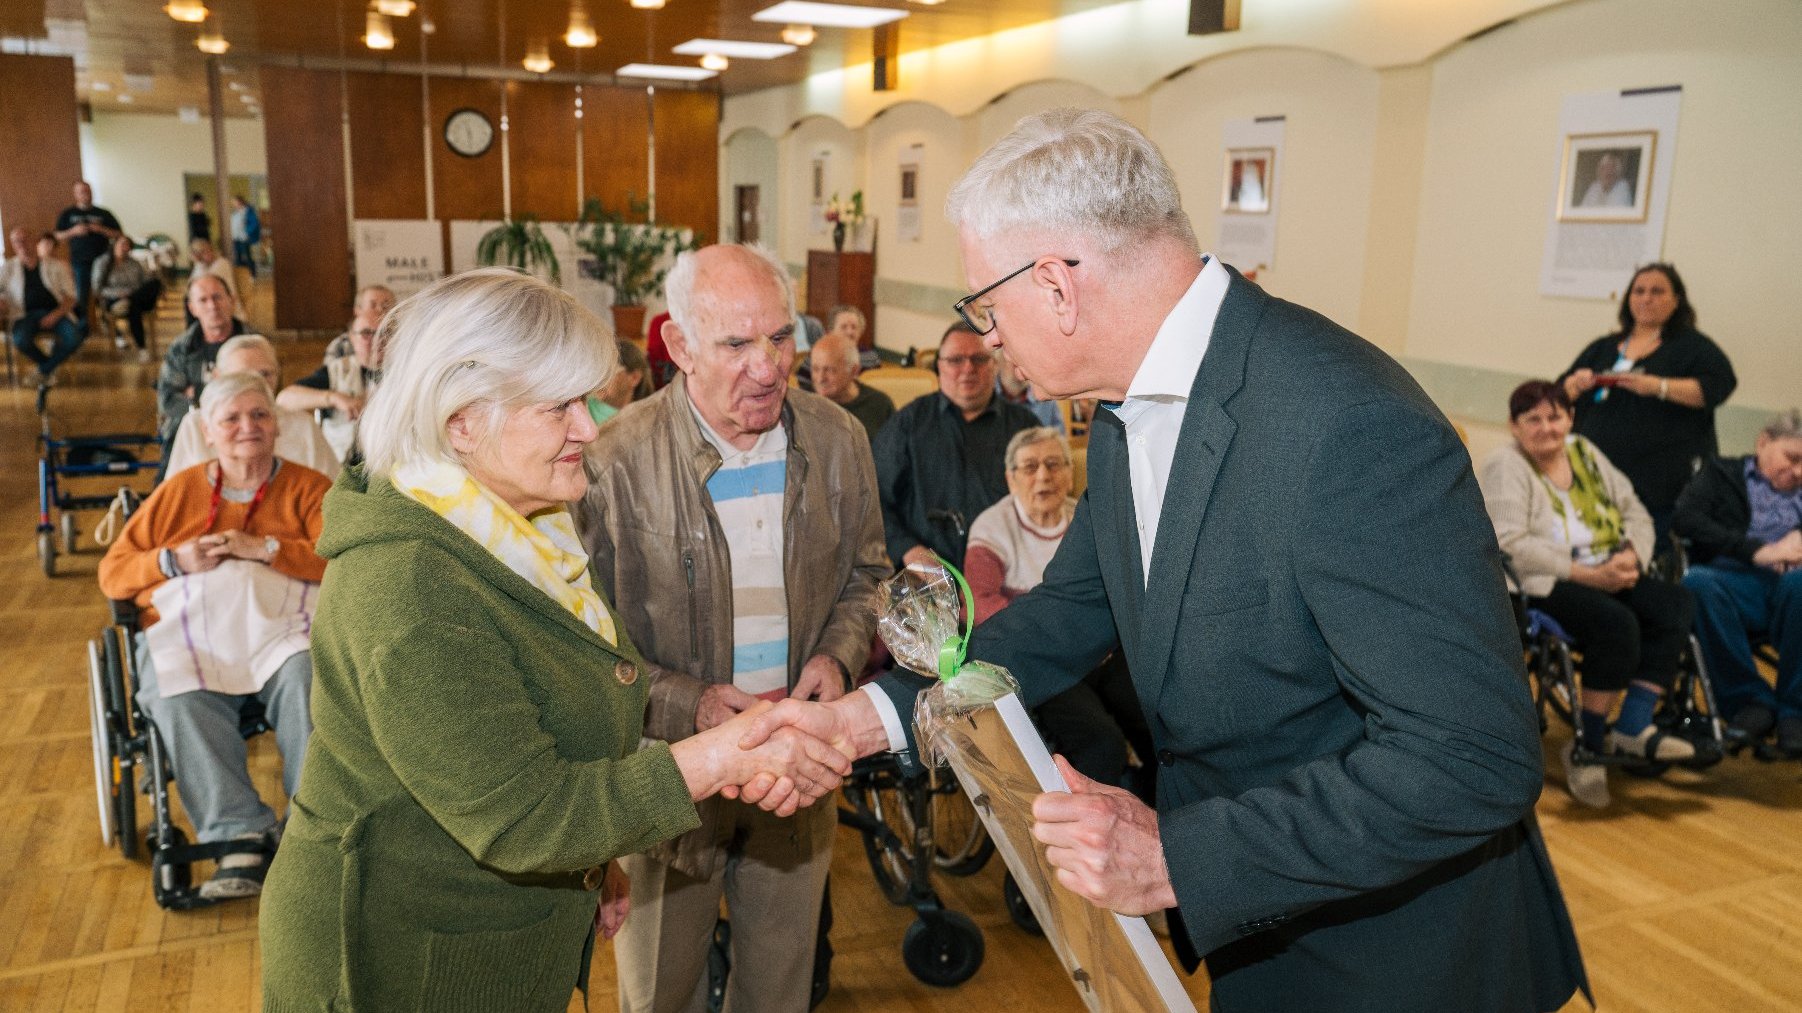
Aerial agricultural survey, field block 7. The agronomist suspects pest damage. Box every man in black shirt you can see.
[810,333,893,442]
[872,321,1038,568]
[54,180,122,310]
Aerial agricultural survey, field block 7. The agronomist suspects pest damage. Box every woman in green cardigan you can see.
[259,269,850,1012]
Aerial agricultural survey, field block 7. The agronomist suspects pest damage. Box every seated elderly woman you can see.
[1477,380,1696,808]
[259,269,850,1012]
[164,333,339,476]
[98,372,331,900]
[965,426,1150,795]
[91,233,162,355]
[1674,409,1802,756]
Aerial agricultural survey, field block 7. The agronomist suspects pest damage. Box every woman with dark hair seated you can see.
[1559,263,1736,544]
[1478,380,1696,808]
[1674,409,1802,755]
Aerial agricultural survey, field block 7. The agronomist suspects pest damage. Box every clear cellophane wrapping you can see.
[876,564,1195,1013]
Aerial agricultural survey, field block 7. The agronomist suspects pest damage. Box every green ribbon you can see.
[933,553,976,682]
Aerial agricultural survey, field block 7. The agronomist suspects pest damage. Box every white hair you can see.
[810,333,860,371]
[946,107,1198,256]
[1763,408,1802,442]
[663,243,797,340]
[216,333,277,368]
[1004,426,1071,471]
[359,268,617,479]
[197,371,275,425]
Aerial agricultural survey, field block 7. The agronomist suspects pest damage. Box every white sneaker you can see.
[1609,725,1696,762]
[1561,740,1611,808]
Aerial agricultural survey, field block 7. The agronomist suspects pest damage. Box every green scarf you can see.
[1534,438,1625,556]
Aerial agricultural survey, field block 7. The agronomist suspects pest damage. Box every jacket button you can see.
[582,866,604,891]
[1158,749,1176,767]
[614,661,638,686]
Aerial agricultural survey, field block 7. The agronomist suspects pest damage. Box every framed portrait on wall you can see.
[1557,130,1655,223]
[1221,147,1274,214]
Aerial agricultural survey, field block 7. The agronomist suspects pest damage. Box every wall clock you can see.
[444,107,494,158]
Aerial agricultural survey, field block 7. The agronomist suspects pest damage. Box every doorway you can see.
[734,185,760,244]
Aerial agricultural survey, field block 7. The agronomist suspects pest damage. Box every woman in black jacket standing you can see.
[1560,263,1736,546]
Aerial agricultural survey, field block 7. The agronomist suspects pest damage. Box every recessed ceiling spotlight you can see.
[365,10,395,49]
[229,80,246,90]
[163,0,208,23]
[699,53,729,71]
[910,0,946,5]
[751,2,907,29]
[238,92,256,103]
[780,24,816,46]
[90,80,113,91]
[565,8,598,48]
[616,63,717,81]
[523,41,555,74]
[629,0,666,9]
[673,38,797,59]
[373,0,416,15]
[117,93,135,103]
[196,29,230,55]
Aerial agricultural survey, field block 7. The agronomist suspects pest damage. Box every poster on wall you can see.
[1214,116,1284,273]
[447,220,610,321]
[1538,87,1681,299]
[353,220,444,302]
[897,143,923,243]
[810,153,830,235]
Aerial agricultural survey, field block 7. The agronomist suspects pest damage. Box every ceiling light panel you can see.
[163,1,208,24]
[673,39,797,59]
[752,2,908,29]
[615,63,718,81]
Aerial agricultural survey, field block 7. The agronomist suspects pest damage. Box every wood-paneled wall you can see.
[260,72,717,330]
[0,55,83,239]
[260,66,351,331]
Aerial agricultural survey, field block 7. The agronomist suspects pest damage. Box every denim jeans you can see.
[1683,559,1802,718]
[10,310,85,376]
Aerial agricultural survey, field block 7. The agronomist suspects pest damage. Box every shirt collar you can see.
[1121,254,1230,405]
[687,393,786,462]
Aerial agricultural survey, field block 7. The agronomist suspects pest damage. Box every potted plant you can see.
[825,191,865,253]
[573,196,701,341]
[475,216,561,285]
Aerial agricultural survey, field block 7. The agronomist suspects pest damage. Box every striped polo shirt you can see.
[693,403,791,699]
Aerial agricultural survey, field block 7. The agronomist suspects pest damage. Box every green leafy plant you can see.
[475,216,560,286]
[573,196,701,307]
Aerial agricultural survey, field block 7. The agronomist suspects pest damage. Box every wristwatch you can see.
[263,535,280,561]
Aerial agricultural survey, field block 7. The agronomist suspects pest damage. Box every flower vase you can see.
[832,221,846,253]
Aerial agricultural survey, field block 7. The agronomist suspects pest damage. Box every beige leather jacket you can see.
[574,376,890,876]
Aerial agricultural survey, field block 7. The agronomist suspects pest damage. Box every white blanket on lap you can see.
[145,560,317,698]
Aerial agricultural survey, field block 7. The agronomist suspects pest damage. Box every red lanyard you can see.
[206,463,274,532]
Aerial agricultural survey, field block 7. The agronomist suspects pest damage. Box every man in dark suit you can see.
[742,108,1587,1012]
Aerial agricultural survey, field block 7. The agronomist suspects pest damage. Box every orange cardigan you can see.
[98,460,331,628]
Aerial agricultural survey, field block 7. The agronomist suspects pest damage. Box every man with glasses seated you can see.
[277,287,390,461]
[872,320,1039,570]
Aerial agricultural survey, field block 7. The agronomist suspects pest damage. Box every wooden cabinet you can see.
[805,250,876,350]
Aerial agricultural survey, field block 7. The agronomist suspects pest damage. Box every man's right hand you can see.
[696,683,760,731]
[1753,530,1802,571]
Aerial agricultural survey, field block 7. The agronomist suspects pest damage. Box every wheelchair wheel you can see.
[1003,871,1043,936]
[99,627,139,858]
[930,774,993,877]
[60,511,78,555]
[1533,638,1575,731]
[901,910,984,987]
[85,640,119,850]
[850,779,918,906]
[38,529,55,578]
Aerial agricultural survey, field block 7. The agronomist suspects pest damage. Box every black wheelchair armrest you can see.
[109,598,141,629]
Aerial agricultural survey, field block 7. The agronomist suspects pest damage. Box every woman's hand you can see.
[171,536,224,574]
[1571,557,1635,593]
[209,528,274,563]
[595,862,630,940]
[1563,369,1597,400]
[329,391,366,420]
[669,701,853,817]
[1608,372,1660,399]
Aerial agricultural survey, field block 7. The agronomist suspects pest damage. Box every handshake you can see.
[666,666,892,818]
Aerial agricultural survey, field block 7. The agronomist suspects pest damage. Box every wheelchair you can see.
[1507,557,1729,777]
[1657,537,1789,761]
[85,548,276,910]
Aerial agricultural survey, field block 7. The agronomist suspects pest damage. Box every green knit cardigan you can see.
[260,467,700,1012]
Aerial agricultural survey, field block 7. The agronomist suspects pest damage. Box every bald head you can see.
[810,333,862,404]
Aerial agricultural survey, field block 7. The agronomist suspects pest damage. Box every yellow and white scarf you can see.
[394,458,617,645]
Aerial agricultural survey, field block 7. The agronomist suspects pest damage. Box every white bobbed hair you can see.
[198,371,276,424]
[946,107,1198,256]
[359,268,617,479]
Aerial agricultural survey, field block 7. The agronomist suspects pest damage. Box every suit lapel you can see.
[1134,270,1266,702]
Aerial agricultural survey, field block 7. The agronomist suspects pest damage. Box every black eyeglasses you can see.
[952,258,1079,335]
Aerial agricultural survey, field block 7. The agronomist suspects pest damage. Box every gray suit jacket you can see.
[879,269,1587,1012]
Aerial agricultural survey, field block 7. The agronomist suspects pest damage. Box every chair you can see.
[861,366,939,411]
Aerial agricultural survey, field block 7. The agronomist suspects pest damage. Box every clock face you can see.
[444,108,494,158]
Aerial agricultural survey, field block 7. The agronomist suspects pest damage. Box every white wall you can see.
[720,127,779,247]
[1405,0,1802,413]
[80,111,268,250]
[861,102,965,355]
[1151,47,1380,335]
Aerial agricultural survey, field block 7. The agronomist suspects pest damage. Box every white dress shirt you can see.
[860,254,1231,752]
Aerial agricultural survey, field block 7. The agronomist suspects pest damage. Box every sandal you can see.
[1608,725,1696,762]
[197,832,274,901]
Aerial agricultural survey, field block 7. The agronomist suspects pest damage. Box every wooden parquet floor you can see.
[2,285,1799,1011]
